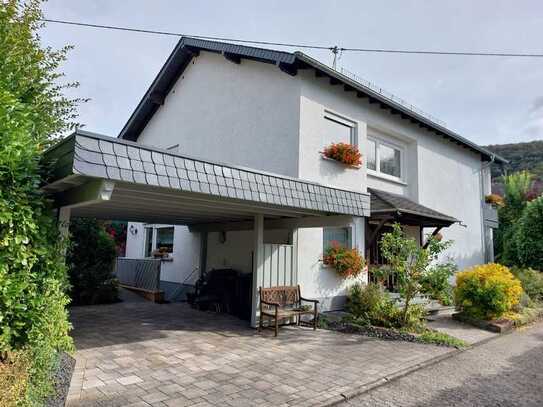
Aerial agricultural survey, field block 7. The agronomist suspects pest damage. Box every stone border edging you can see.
[320,327,510,406]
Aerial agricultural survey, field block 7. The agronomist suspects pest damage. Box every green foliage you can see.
[417,330,467,348]
[513,197,543,271]
[510,267,543,303]
[379,223,452,325]
[0,0,81,404]
[496,171,536,265]
[67,219,119,305]
[487,141,543,192]
[420,262,456,306]
[345,283,425,331]
[454,263,523,320]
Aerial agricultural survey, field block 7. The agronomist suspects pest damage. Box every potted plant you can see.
[323,242,366,278]
[321,142,362,168]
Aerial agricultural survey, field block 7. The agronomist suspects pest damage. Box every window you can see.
[156,227,174,253]
[367,137,403,180]
[379,143,401,178]
[144,226,175,257]
[367,139,377,171]
[323,227,351,251]
[322,112,355,148]
[144,227,154,257]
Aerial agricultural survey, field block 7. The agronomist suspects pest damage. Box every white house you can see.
[46,37,505,322]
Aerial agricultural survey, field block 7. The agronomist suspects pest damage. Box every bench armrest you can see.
[260,300,280,307]
[300,297,319,304]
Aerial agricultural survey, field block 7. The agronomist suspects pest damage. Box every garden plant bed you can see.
[323,319,467,348]
[453,307,543,333]
[452,312,514,333]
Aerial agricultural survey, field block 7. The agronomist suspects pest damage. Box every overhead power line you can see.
[41,18,543,58]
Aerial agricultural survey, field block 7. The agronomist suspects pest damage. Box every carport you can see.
[43,130,370,325]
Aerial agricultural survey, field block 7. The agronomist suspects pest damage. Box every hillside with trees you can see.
[486,140,543,195]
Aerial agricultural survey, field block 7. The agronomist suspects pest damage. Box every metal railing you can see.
[339,67,447,128]
[115,258,162,292]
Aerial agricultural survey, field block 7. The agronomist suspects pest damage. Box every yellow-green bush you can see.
[0,351,30,407]
[454,263,523,320]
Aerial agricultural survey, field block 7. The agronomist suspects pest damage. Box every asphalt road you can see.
[346,321,543,407]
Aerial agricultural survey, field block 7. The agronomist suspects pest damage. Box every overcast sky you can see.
[39,0,543,146]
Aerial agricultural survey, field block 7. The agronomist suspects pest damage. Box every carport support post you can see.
[251,214,264,328]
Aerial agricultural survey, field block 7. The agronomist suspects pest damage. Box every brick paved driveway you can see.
[67,299,452,407]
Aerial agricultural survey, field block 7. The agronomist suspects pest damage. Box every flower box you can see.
[322,242,365,278]
[321,142,362,168]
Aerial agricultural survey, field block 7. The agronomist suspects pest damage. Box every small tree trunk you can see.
[402,294,411,326]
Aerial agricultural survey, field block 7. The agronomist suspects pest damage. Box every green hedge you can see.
[0,1,80,404]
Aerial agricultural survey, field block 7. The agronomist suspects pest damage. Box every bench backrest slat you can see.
[260,285,300,306]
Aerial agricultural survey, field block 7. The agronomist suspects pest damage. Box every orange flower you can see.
[322,142,362,167]
[323,242,366,278]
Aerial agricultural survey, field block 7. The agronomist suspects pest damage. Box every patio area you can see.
[67,293,454,407]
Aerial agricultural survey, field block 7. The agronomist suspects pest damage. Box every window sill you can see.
[367,171,407,186]
[321,155,361,169]
[147,256,174,262]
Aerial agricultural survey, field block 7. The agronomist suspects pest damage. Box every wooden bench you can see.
[258,285,319,336]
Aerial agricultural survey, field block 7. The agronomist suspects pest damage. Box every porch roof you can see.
[42,130,370,225]
[369,188,458,227]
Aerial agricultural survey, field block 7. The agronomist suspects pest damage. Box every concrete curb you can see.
[321,330,509,406]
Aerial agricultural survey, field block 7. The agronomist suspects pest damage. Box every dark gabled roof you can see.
[369,188,458,227]
[118,37,507,165]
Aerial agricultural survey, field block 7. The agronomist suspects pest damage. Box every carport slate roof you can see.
[118,37,506,165]
[369,188,458,225]
[44,130,370,217]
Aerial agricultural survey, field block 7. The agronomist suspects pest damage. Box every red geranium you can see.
[323,241,365,278]
[322,142,362,167]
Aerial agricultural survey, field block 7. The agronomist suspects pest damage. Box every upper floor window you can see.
[367,137,403,180]
[322,111,356,148]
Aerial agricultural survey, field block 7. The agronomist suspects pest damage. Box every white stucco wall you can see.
[123,53,490,308]
[125,222,200,284]
[137,51,302,177]
[294,68,488,289]
[206,229,290,275]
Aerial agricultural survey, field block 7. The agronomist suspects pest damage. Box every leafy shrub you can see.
[345,283,425,331]
[0,1,80,403]
[513,196,543,271]
[495,171,533,264]
[67,219,119,305]
[420,262,456,305]
[380,223,451,325]
[510,267,543,303]
[323,243,365,278]
[322,142,362,167]
[454,263,523,320]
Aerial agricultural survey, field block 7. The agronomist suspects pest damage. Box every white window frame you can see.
[323,226,353,252]
[367,136,405,183]
[143,225,175,257]
[323,110,358,147]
